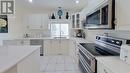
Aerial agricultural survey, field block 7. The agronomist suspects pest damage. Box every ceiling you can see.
[16,0,88,11]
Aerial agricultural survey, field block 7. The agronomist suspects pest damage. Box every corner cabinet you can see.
[27,14,49,30]
[72,13,82,29]
[44,39,69,56]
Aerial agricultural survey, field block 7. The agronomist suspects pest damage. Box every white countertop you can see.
[0,46,40,73]
[96,56,130,73]
[9,37,70,40]
[5,37,86,41]
[69,37,86,43]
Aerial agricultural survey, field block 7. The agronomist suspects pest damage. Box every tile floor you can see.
[40,55,82,73]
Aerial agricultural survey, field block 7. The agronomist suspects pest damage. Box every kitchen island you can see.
[0,46,40,73]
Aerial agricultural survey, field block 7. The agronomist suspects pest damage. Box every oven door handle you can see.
[79,54,94,73]
[79,48,92,60]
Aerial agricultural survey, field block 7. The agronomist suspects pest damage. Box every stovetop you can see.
[79,43,120,56]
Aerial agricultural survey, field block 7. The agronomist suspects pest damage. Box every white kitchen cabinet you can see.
[69,40,76,56]
[44,40,52,56]
[44,39,69,56]
[72,13,82,29]
[97,61,114,73]
[28,14,42,29]
[59,39,69,55]
[69,40,79,63]
[51,39,60,55]
[3,40,30,46]
[28,14,49,30]
[42,14,49,30]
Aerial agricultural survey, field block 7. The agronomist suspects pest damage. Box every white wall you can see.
[80,0,130,43]
[0,4,25,45]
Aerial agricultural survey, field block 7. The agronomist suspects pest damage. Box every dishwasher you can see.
[30,39,44,56]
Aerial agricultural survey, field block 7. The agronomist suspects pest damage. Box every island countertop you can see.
[0,46,40,73]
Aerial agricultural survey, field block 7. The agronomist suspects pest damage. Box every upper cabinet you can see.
[115,0,130,30]
[72,13,82,29]
[27,14,49,30]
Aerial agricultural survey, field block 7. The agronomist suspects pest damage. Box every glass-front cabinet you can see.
[72,13,82,29]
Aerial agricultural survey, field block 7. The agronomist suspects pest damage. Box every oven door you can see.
[78,45,96,73]
[79,53,95,73]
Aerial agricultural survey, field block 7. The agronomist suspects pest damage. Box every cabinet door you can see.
[28,14,42,29]
[42,14,49,30]
[51,40,60,55]
[69,40,75,56]
[44,40,52,56]
[60,39,69,55]
[3,40,22,46]
[97,61,114,73]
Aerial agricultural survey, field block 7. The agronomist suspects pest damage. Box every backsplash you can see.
[84,29,130,43]
[24,30,51,38]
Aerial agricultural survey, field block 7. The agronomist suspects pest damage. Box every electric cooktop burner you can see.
[80,43,120,56]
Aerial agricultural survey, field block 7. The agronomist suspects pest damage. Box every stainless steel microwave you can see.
[85,0,115,29]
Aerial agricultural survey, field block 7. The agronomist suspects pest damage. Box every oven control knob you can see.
[111,40,115,43]
[116,41,120,44]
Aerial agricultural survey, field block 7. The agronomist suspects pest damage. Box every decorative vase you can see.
[57,7,63,19]
[51,13,55,19]
[66,12,69,19]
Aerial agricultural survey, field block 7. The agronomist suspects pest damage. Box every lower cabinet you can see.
[3,40,30,46]
[60,39,69,55]
[97,61,114,73]
[44,40,52,55]
[69,40,79,63]
[44,39,69,56]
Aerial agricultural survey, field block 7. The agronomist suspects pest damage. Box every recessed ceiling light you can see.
[29,0,33,3]
[76,0,79,4]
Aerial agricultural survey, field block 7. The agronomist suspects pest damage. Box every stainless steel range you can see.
[78,35,129,73]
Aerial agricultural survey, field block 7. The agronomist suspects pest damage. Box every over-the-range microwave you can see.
[85,0,115,29]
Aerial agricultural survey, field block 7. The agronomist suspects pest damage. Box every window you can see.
[50,23,69,37]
